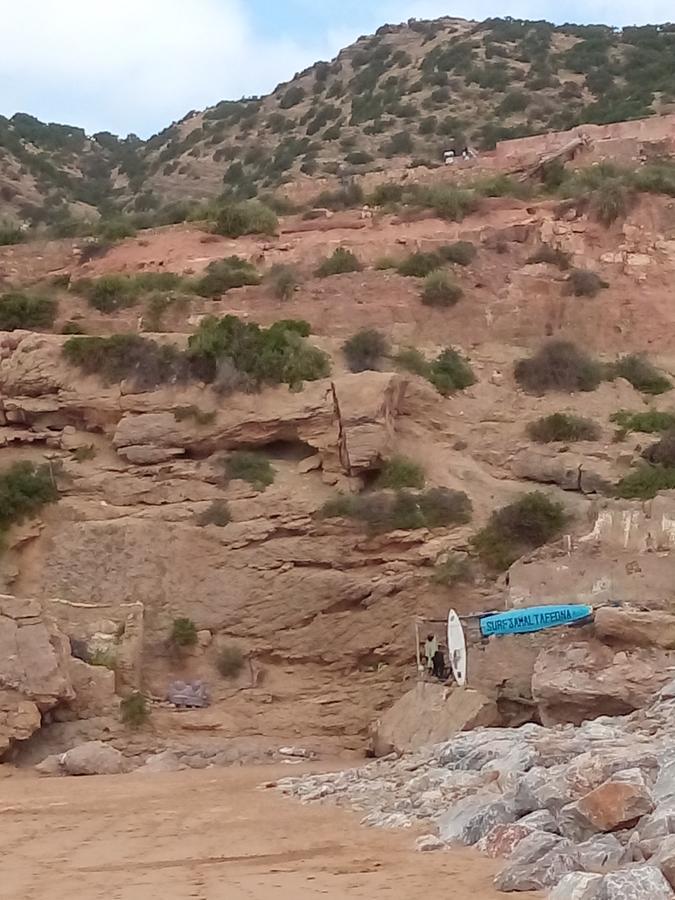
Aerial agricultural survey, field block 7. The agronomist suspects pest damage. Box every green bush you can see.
[193,256,261,298]
[0,461,58,539]
[610,409,675,434]
[61,320,86,335]
[431,553,472,587]
[472,492,567,570]
[437,241,476,266]
[592,178,635,225]
[316,247,362,277]
[213,201,278,238]
[610,354,671,395]
[267,264,300,301]
[225,452,275,490]
[171,617,198,648]
[429,349,476,395]
[394,347,431,377]
[527,245,571,270]
[0,292,56,331]
[375,456,425,490]
[63,334,187,389]
[374,255,398,270]
[187,315,328,388]
[196,500,231,527]
[633,161,675,197]
[0,223,24,246]
[343,328,388,372]
[527,413,601,443]
[397,252,442,278]
[515,340,603,394]
[616,464,675,499]
[421,272,464,308]
[566,268,609,297]
[415,184,478,221]
[76,271,182,313]
[120,692,149,728]
[321,487,471,534]
[98,219,137,242]
[216,644,245,678]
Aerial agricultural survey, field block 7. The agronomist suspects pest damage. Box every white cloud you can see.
[0,0,328,136]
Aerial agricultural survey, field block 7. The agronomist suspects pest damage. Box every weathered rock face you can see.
[532,641,671,725]
[511,450,613,495]
[559,769,655,841]
[0,595,75,755]
[595,607,675,651]
[37,740,125,776]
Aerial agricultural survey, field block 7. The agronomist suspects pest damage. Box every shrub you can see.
[197,500,231,527]
[225,452,275,490]
[268,264,300,301]
[98,219,137,242]
[610,354,671,395]
[72,445,96,462]
[369,183,405,206]
[0,461,58,539]
[76,271,183,313]
[616,464,675,500]
[421,272,464,308]
[320,487,471,534]
[527,245,571,270]
[471,492,567,570]
[0,292,56,330]
[375,456,425,490]
[429,349,476,395]
[642,431,675,467]
[213,201,278,238]
[343,329,388,372]
[527,413,601,443]
[120,692,149,728]
[397,252,442,278]
[193,257,261,298]
[374,255,398,270]
[188,315,328,388]
[592,179,635,225]
[566,268,609,297]
[0,222,24,246]
[437,241,476,266]
[415,184,478,221]
[431,553,472,587]
[610,410,675,434]
[64,335,188,389]
[514,341,603,394]
[61,320,86,335]
[316,247,362,277]
[216,644,245,678]
[394,347,431,377]
[170,617,198,648]
[280,85,306,109]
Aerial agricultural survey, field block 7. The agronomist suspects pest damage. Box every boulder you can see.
[61,741,125,776]
[550,873,603,900]
[495,848,579,892]
[595,608,675,651]
[600,865,675,899]
[0,595,75,754]
[639,801,675,840]
[67,658,117,717]
[532,642,670,725]
[476,823,533,858]
[518,809,559,834]
[135,750,185,775]
[371,682,499,756]
[508,829,566,865]
[511,450,612,494]
[559,769,655,841]
[576,834,626,873]
[415,834,445,852]
[438,796,518,846]
[652,835,675,890]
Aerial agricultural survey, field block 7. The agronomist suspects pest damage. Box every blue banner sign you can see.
[479,604,594,638]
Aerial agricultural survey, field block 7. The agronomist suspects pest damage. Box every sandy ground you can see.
[0,765,542,900]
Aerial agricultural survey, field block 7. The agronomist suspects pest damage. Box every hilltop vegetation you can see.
[1,17,675,228]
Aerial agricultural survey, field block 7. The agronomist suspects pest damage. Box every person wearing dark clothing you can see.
[432,648,446,679]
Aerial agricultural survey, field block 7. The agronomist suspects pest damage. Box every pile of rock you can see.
[279,684,675,897]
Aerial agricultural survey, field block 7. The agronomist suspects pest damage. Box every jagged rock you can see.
[495,848,579,892]
[508,829,566,865]
[0,595,75,754]
[415,834,445,852]
[639,800,675,840]
[600,865,675,899]
[576,834,626,873]
[438,796,518,846]
[67,658,117,717]
[651,835,675,889]
[371,682,499,756]
[559,769,655,841]
[61,741,124,776]
[550,872,603,900]
[532,642,670,725]
[656,760,675,803]
[518,809,559,833]
[511,450,612,494]
[135,750,185,775]
[476,823,533,858]
[595,608,675,651]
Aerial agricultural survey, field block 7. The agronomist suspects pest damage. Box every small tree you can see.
[120,692,149,728]
[171,617,198,648]
[343,329,388,372]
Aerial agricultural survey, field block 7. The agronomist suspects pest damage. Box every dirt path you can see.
[0,765,542,900]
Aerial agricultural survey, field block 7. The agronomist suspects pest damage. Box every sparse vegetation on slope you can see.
[375,456,425,490]
[421,271,464,307]
[316,247,362,277]
[0,292,56,331]
[225,452,275,491]
[343,328,388,372]
[395,346,476,395]
[515,341,603,394]
[609,354,672,395]
[0,461,59,541]
[321,487,471,534]
[63,334,188,389]
[527,413,600,443]
[192,257,261,298]
[610,410,675,434]
[472,492,567,570]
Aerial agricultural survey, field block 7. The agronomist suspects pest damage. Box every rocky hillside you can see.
[2,17,675,227]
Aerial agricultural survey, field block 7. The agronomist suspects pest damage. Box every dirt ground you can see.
[0,764,541,900]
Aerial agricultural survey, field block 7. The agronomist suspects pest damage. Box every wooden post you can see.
[415,618,421,677]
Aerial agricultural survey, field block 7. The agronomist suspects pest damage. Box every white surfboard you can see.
[447,609,467,687]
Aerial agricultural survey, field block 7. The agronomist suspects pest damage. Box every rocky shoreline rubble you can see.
[278,683,675,897]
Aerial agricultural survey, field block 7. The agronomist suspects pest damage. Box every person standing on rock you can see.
[424,633,438,675]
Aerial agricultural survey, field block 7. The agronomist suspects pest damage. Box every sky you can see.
[1,0,673,139]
